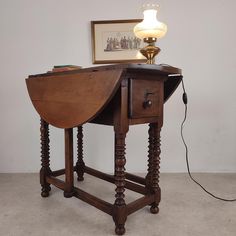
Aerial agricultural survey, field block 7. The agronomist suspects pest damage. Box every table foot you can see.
[115,224,126,235]
[77,176,84,181]
[64,191,74,198]
[150,204,159,214]
[41,185,51,198]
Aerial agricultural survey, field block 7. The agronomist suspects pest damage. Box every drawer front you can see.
[129,79,163,118]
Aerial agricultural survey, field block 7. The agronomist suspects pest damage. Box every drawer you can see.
[129,79,163,119]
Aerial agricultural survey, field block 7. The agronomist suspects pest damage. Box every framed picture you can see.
[91,19,146,64]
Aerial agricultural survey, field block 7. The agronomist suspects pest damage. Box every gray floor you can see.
[0,173,236,236]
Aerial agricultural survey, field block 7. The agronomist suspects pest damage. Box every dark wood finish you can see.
[51,165,147,195]
[114,133,127,208]
[124,180,146,195]
[27,64,182,129]
[28,63,181,79]
[64,128,74,198]
[146,123,162,214]
[73,186,113,215]
[76,126,85,181]
[85,165,114,182]
[129,78,163,118]
[112,78,129,235]
[51,166,77,177]
[46,176,65,190]
[40,118,51,197]
[128,116,161,125]
[26,69,123,128]
[127,195,154,216]
[125,172,146,185]
[85,166,147,195]
[51,168,66,177]
[26,64,182,235]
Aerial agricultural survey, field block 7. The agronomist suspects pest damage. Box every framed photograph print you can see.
[91,19,146,64]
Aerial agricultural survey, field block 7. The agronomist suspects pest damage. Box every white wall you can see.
[0,0,236,173]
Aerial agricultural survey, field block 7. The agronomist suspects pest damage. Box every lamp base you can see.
[140,37,161,64]
[140,45,161,64]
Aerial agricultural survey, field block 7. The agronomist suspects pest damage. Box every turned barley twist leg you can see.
[40,118,51,197]
[76,126,85,181]
[146,123,161,214]
[113,133,127,235]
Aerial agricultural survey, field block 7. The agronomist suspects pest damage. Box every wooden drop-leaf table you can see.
[26,63,182,235]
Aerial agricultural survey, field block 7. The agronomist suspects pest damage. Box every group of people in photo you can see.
[104,36,142,51]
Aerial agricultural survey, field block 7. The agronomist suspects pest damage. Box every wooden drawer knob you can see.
[143,100,152,109]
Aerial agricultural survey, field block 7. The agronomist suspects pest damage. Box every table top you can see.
[26,64,182,128]
[29,63,182,78]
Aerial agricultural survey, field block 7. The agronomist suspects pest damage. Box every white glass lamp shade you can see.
[134,5,167,40]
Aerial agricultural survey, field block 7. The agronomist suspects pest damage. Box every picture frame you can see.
[91,19,146,64]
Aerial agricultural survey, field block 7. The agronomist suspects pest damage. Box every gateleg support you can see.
[64,128,74,198]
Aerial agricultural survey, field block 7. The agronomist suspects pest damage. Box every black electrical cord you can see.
[180,78,236,202]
